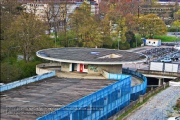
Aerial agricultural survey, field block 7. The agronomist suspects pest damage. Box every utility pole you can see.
[138,6,140,18]
[118,31,121,50]
[137,6,140,48]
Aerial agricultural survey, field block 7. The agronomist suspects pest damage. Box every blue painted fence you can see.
[108,73,130,80]
[37,76,131,120]
[0,71,56,92]
[122,68,147,101]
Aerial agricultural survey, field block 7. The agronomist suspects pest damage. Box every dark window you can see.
[84,65,88,69]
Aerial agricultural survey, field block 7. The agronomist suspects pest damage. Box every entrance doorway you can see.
[80,64,83,72]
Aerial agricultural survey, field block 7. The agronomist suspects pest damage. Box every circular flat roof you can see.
[36,48,147,64]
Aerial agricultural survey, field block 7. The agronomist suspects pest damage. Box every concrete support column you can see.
[151,86,153,91]
[158,78,162,86]
[139,95,144,103]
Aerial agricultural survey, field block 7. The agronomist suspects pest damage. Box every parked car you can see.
[174,45,180,50]
[160,57,172,62]
[169,54,179,61]
[167,116,180,120]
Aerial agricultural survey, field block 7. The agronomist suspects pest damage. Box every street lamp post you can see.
[118,31,121,50]
[54,31,57,47]
[7,46,20,81]
[176,26,178,43]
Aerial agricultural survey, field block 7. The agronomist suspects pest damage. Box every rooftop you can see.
[36,48,147,64]
[1,77,116,119]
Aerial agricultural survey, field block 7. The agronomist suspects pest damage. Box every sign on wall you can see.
[164,63,178,72]
[150,62,164,71]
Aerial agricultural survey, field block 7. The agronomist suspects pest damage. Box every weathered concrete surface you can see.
[1,77,115,120]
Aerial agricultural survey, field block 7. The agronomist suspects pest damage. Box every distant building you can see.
[19,0,99,31]
[19,0,99,16]
[22,3,49,21]
[140,5,176,24]
[36,48,147,75]
[144,39,161,47]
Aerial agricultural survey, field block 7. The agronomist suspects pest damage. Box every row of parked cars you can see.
[160,51,180,63]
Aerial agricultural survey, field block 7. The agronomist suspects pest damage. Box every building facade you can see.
[36,48,147,75]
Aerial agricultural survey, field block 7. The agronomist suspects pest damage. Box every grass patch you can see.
[117,86,169,120]
[153,35,180,42]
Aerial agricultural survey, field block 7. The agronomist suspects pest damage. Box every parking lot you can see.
[141,47,180,63]
[124,45,180,71]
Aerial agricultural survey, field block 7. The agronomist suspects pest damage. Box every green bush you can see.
[168,27,180,32]
[18,60,41,79]
[0,57,42,83]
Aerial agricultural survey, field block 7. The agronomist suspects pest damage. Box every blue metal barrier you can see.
[122,68,147,101]
[37,69,147,120]
[0,71,56,92]
[37,76,131,120]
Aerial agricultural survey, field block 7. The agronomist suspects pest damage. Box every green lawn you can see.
[153,35,180,42]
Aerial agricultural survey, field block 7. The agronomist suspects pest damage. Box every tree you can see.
[125,14,139,33]
[172,20,180,28]
[116,17,127,43]
[69,2,102,47]
[138,14,167,38]
[172,9,180,29]
[125,31,136,48]
[1,0,24,60]
[6,12,53,62]
[174,9,180,21]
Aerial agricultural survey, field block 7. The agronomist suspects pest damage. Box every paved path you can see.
[126,86,180,120]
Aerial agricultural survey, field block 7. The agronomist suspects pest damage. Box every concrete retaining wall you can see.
[36,63,61,74]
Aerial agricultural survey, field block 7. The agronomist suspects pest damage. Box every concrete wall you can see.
[36,63,61,74]
[102,70,109,79]
[88,64,101,74]
[36,68,53,75]
[61,62,71,72]
[38,62,123,75]
[88,64,122,74]
[100,64,122,74]
[169,81,180,86]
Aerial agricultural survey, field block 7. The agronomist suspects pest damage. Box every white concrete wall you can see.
[169,81,180,86]
[36,63,61,74]
[77,64,80,72]
[146,39,161,46]
[36,68,53,74]
[83,64,88,73]
[102,70,109,79]
[69,63,72,72]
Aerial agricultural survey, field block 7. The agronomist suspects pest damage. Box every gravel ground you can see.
[126,86,180,120]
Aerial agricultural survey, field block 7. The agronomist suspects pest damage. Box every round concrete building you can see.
[36,47,147,75]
